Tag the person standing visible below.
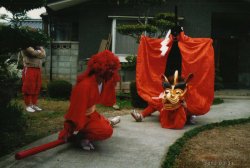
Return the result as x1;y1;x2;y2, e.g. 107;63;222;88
20;46;46;112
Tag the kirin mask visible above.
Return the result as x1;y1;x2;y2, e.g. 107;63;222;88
161;70;193;110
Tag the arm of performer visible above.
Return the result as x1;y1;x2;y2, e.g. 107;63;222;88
58;120;76;141
26;46;46;59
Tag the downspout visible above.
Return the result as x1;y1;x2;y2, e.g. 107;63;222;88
46;6;53;81
49;16;53;81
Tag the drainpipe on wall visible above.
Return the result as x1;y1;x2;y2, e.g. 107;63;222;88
49;16;53;81
46;6;53;81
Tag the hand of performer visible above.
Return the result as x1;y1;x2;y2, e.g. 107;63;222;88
58;121;75;142
181;100;187;108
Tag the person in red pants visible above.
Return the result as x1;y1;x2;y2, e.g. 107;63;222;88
58;50;121;150
20;46;46;113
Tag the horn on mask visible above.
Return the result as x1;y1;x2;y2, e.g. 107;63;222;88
174;70;178;85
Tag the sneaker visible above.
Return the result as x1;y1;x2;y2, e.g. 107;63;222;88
32;105;42;111
26;106;35;113
110;116;121;127
81;139;95;151
131;110;143;122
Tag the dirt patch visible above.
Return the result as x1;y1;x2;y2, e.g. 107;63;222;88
174;123;250;168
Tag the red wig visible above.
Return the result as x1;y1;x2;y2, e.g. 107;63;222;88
77;50;121;83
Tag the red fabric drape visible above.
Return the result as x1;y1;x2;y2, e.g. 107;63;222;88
136;32;214;128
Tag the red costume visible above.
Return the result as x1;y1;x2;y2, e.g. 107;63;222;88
22;67;42;105
15;50;120;159
20;46;46;112
136;32;214;128
59;50;120;143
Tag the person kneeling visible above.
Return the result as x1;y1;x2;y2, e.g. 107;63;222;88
58;50;121;150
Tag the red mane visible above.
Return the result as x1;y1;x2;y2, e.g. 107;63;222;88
77;50;121;83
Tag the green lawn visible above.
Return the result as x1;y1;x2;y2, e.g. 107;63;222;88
0;96;223;157
0;97;133;157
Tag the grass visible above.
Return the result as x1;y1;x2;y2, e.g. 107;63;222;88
0;99;70;157
161;117;250;168
0;97;133;157
1;96;224;158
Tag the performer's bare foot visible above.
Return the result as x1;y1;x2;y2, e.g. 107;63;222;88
131;110;143;122
81;139;95;150
109;116;121;127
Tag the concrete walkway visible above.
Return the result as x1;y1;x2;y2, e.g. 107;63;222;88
0;98;250;168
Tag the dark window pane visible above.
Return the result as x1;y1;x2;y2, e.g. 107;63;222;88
51;20;78;41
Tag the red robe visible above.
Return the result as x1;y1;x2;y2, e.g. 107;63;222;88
64;75;117;140
136;32;214;128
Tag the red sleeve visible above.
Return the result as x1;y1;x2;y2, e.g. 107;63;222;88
99;76;119;106
64;82;89;131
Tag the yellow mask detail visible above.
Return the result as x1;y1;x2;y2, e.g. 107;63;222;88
161;70;193;110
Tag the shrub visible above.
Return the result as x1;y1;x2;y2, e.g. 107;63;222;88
129;81;147;108
0;102;27;156
0;25;49;53
0;103;27;132
121;55;137;71
47;80;72;99
0;54;21;107
213;97;224;105
117;24;158;42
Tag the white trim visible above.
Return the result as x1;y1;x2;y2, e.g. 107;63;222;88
108;15;184;21
22;19;42;22
111;19;116;53
47;0;90;11
108;15;154;20
111;17;139;61
52;41;79;43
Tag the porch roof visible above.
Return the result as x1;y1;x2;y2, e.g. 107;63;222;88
47;0;91;11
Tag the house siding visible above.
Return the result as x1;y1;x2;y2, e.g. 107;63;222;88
46;0;250;88
78;4;112;61
44;41;79;84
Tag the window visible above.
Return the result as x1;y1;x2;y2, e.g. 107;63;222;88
110;16;149;61
51;20;78;41
115;20;139;55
